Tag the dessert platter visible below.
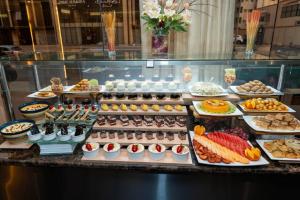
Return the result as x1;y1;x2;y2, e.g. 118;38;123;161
87;130;188;146
100;93;184;105
103;80;182;93
256;139;300;162
81;142;193;166
97;103;187;115
192;100;243;116
230;80;282;96
18;101;49;124
0;119;35;139
243;114;300;134
65;79;102;94
239;98;295;113
189;82;228;97
190;126;269;166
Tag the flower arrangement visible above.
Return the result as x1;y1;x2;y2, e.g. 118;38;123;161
246;10;261;58
141;0;204;35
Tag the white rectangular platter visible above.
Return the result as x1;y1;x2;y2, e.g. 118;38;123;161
64;85;103;94
230;86;283;96
189;85;228;97
238;103;296;113
100;96;184;105
86;132;189;146
81;149;193;166
192;101;243;117
189;131;269;166
243;115;300;134
27;91;56;99
256;139;300;163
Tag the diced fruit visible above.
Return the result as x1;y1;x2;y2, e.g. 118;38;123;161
107;143;114;151
155;144;162;152
176;145;184;154
132;144;138;152
85;143;93;151
194;125;206;136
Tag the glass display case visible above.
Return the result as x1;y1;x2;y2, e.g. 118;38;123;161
0;52;300;119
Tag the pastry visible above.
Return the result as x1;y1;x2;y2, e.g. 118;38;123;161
127;132;134;140
82;143;99;158
116;93;125;100
176;116;187;127
152;104;160;112
166;132;174;141
146;132;154;140
89;79;99;91
149;144;166;160
117;132;125;139
254;114;300;131
155;116;164;127
107;116;117;125
140;104;149;111
170;94;180;99
101;104;109;111
201;99;231;113
165;116;175;127
103;143;121;159
103;93;112;99
156;132;164;140
242;98;288;112
71;79;90;91
132;116;142;127
100;131;107;139
155;82;163;91
172;144;189;161
142;93;152;99
130;104;138;111
49;105;56;113
91;132;99;138
164;105;173;111
127;81;136;91
135;131;143;140
144;116;154;126
120;115;129;126
91;105;98;114
128;93;138;100
178;132;187;140
190;82;223;96
74;125;84;136
108;131;115;139
105;81;114;91
111;104;119;111
120;104;128;111
116;82;126;91
156;94;166;100
175;105;183;111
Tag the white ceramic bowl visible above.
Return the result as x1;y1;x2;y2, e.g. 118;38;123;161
148;144;166;161
127;144;145;160
103;142;121;159
42;130;56;141
27;131;42;141
171;145;189;161
82;143;99;158
72;133;86;143
57;131;72;142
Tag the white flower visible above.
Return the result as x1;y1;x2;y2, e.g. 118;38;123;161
143;0;161;19
165;0;173;8
181;9;192;24
164;8;176;17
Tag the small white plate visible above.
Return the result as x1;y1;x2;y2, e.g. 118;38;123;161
27;91;56;99
243;115;300;133
192;101;243;117
256;139;300;162
189;131;269;166
230;86;283;96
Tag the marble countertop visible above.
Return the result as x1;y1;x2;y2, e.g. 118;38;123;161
0;144;299;175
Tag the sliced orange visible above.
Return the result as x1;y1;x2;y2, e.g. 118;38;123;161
194;125;206;136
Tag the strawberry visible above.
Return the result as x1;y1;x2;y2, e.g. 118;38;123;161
84;105;89;110
155;144;162;152
107;143;114;151
49;105;54;109
132;144;138;153
176;145;184;154
92;105;96;111
67;105;72;109
85;143;93;151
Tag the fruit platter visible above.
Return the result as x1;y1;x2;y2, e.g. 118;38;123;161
243;114;300;134
189;82;228;97
190;126;269;166
239;98;295;113
257;139;300;162
192;100;243;117
230;80;282;96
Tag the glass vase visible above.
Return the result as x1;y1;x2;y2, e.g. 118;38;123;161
152;33;169;55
